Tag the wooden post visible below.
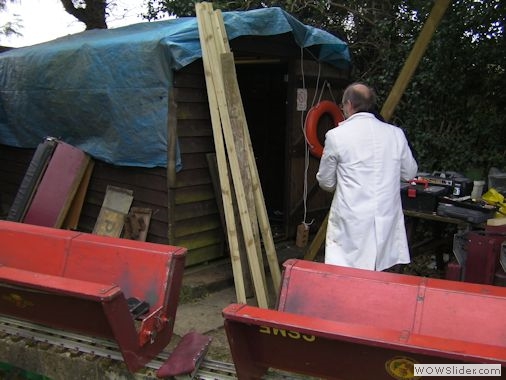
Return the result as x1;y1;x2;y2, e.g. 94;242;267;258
303;213;328;261
381;0;451;121
196;2;281;307
213;3;281;296
196;5;247;305
221;53;281;294
167;87;178;187
197;3;260;305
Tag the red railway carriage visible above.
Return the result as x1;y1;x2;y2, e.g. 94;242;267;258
224;259;506;379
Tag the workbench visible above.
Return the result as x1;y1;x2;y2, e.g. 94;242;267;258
403;209;471;271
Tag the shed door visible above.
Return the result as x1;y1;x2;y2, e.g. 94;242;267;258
235;62;288;240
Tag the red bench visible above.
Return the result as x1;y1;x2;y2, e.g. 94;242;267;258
223;259;506;379
0;220;189;373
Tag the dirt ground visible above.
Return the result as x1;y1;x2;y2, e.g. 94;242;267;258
169;286;238;364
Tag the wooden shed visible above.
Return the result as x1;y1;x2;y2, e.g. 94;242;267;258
0;8;351;267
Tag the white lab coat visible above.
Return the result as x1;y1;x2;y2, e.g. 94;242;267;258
316;112;418;271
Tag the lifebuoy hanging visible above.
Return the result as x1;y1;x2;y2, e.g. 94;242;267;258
305;100;344;158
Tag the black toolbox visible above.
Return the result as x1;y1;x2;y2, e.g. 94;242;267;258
401;181;449;212
436;197;497;224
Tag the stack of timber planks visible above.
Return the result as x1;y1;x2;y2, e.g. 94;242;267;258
195;2;281;308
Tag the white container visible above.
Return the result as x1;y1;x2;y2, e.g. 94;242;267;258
471;180;485;200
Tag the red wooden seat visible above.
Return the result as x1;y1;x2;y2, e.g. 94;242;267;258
223;259;506;379
0;220;186;372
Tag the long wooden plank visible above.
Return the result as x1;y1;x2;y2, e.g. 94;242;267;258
304;213;328;261
211;3;282;298
197;2;268;308
23;141;90;228
206;153;254;296
200;3;263;304
196;3;247;305
207;4;263;290
219;53;267;295
202;2;269;307
220;52;281;294
212;7;281;293
381;0;451;121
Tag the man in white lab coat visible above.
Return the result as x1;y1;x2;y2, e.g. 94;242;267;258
316;83;418;271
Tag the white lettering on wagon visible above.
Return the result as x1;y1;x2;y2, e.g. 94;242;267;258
259;326;316;342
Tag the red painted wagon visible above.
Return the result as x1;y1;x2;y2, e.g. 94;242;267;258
0;220;209;376
224;259;506;379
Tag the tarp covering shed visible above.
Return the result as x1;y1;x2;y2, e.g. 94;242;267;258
0;7;350;168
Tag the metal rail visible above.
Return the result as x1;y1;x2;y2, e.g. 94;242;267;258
0;316;310;380
0;315;235;379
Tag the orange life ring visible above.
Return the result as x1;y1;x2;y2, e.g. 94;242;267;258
305;100;344;158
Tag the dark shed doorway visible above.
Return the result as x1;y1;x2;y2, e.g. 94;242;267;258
235;62;288;239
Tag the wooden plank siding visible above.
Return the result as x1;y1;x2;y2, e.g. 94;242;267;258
0;61;226;268
170;61;226;266
0;145;33;215
0;53;350;268
0;68;226;268
77;162;170;244
0;145;218;262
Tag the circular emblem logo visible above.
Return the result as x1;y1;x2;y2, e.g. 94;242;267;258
385;356;421;380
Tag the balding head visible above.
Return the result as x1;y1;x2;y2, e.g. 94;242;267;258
341;82;377;118
352;83;371;98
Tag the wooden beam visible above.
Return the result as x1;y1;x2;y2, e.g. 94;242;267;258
206;152;254;296
167;87;178;187
303;213;328;261
197;2;271;307
196;3;247;305
221;52;281;294
381;0;451;121
213;4;281;295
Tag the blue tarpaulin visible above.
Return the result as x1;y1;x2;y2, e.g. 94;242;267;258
0;7;350;168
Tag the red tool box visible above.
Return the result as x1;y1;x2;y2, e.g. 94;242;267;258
223;259;506;379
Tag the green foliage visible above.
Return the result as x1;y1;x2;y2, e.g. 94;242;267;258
144;0;506;176
390;0;506;176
